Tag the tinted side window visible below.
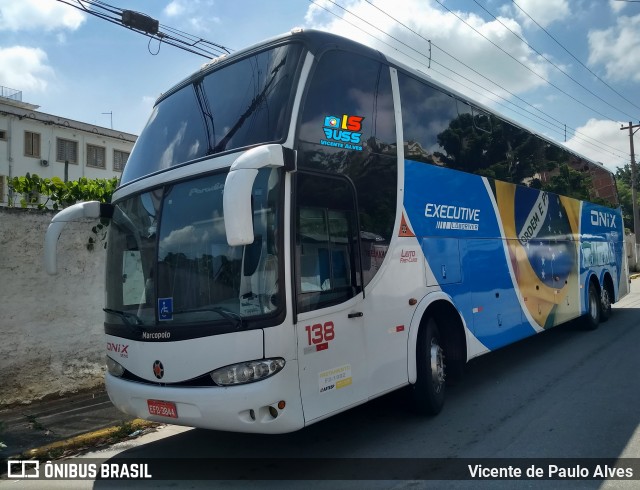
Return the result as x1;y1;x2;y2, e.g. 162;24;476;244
399;73;470;167
399;72;619;208
297;50;397;286
296;172;361;313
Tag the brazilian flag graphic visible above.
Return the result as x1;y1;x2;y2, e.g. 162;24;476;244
494;181;581;328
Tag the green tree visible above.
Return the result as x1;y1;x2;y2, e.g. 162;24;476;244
615;164;639;233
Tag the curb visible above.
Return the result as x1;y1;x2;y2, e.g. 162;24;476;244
21;419;160;460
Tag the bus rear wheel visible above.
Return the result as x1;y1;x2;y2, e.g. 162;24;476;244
583;281;601;330
600;285;612;322
411;317;445;415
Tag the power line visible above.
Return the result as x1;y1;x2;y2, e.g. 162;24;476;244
510;0;640;113
473;0;638;121
309;0;628;164
358;0;627;159
56;0;232;58
432;0;620;123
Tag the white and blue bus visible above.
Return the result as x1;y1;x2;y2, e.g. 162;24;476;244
45;29;629;433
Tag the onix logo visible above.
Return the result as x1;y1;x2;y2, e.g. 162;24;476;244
153;360;164;379
590;210;616;228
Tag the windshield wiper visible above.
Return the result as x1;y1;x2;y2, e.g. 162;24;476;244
103;308;144;330
172;306;245;330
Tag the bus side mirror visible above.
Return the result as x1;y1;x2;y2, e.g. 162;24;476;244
44;201;111;275
223;144;294;246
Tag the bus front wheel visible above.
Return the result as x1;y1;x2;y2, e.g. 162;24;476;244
411;317;446;415
583;281;601;330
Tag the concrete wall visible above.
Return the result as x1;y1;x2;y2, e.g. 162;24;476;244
0;207;105;406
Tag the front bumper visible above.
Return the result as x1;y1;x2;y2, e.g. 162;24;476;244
106;359;304;434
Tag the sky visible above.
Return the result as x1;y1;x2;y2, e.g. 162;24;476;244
1;0;640;172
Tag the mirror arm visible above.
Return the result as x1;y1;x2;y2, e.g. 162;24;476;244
44;201;112;275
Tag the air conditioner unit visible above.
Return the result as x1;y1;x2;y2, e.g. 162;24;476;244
40;159;49;167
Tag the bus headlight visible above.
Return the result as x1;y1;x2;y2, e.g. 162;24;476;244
210;358;285;386
106;356;125;377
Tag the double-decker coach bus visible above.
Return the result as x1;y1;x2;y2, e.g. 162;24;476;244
45;29;629;433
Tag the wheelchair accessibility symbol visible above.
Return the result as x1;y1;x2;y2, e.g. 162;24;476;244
158;297;173;321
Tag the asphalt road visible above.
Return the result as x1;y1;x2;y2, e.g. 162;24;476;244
6;280;640;489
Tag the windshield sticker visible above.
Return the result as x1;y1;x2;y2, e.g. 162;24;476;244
158;297;173;321
319;364;352;394
320;114;364;151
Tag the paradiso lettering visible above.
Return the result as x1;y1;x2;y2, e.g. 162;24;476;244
320;114;364;151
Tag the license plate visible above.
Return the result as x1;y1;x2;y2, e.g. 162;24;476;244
147;399;178;418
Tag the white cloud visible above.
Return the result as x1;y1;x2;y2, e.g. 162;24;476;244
0;0;85;32
162;0;220;33
564;118;629;171
588;15;640;83
304;0;553;103
164;1;185;17
508;0;570;28
609;0;626;14
0;46;54;92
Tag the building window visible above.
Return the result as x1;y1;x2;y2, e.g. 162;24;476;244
56;138;78;164
0;130;7;141
113;149;129;172
86;144;106;169
25;131;41;158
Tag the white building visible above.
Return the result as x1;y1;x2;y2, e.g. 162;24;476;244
0;86;137;205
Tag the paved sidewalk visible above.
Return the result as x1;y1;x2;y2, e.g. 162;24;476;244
0;389;135;462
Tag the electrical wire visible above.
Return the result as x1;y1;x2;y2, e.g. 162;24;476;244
473;0;638;121
55;0;232;59
510;0;640;114
320;0;628;163
432;0;621;123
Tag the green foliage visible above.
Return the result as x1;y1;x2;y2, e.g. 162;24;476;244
7;173;118;210
616;164;639;232
8;173;118;250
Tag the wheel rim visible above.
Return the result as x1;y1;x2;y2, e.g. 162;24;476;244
601;288;611;312
430;338;445;393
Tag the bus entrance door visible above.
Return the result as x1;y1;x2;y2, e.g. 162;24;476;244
294;171;367;423
296;297;367;423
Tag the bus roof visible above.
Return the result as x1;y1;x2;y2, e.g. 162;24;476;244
156;28;614;177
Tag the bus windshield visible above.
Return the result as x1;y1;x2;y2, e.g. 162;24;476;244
105;168;281;329
120;42;302;185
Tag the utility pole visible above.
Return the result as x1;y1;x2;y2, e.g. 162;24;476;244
621;122;640;249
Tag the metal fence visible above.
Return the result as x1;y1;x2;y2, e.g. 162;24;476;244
0;85;22;102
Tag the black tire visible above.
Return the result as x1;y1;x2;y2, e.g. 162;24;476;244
411;317;446;415
583;281;601;330
600;284;612;323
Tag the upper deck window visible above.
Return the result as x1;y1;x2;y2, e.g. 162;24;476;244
121;43;303;185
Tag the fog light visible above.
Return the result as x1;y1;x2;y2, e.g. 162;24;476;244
269;406;278;418
106;356;125;377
